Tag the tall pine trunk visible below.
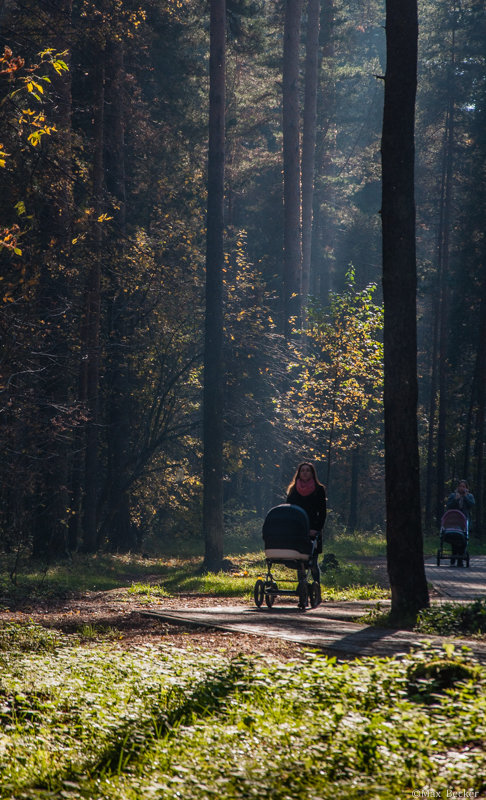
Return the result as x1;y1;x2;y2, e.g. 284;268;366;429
301;0;320;305
310;0;335;303
283;0;303;336
202;0;226;571
424;116;450;532
32;0;73;559
103;39;135;552
81;56;105;552
381;0;428;620
436;30;456;522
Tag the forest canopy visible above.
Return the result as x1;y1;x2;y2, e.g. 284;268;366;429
1;0;485;559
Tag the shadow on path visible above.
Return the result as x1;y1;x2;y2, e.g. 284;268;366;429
143;603;486;662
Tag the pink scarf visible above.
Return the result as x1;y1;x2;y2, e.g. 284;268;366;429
296;478;316;496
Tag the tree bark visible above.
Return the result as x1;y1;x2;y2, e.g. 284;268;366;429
424;115;449;533
81;55;105;552
283;0;304;336
435;29;456;524
202;0;226;571
32;0;73;560
301;0;320;305
103;38;135;552
381;0;428;620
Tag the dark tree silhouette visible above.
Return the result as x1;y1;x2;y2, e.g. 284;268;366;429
282;0;304;335
301;0;320;304
203;0;226;571
381;0;429;620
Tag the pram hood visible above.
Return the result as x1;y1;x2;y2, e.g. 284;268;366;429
262;504;312;558
440;509;468;533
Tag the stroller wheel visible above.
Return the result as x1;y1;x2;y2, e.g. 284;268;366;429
265;582;277;607
309;581;321;608
254;579;265;607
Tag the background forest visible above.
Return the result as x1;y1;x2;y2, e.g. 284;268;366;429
1;0;485;560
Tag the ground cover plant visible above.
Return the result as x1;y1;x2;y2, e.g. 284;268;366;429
0;626;485;800
416;599;486;637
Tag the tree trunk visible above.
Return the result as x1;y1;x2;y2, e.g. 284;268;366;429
103;38;135;552
381;0;428;621
202;0;226;571
283;0;304;336
81;55;105;552
301;0;320;305
348;445;360;531
473;285;486;538
436;30;456;523
424;116;450;533
32;0;73;560
311;0;334;303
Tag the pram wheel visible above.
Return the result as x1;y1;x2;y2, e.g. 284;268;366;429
308;581;321;608
265;581;277;607
254;579;265;607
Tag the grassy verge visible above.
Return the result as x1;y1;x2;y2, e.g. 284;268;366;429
0;625;484;799
0;541;389;607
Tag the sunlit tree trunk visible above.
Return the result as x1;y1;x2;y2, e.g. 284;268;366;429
424;119;449;533
381;0;428;621
436;95;455;523
301;0;320;306
283;0;303;336
203;0;226;571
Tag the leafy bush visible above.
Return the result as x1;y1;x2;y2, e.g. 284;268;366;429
416;599;486;636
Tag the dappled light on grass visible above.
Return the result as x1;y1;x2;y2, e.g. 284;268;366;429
0;633;485;799
0;546;389;606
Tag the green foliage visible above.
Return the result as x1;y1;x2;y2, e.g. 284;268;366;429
0;642;485;798
287;269;383;454
416;599;486;637
407;656;481;703
0;621;62;653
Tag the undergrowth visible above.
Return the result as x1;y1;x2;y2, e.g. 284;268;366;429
0;626;484;799
416;599;486;636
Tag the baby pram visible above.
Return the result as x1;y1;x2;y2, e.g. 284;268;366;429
436;509;470;568
253;504;321;611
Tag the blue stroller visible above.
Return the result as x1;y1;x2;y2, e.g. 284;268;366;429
436;509;470;568
253;504;321;611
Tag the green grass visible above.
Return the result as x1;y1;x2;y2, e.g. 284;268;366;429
0;628;485;799
0;540;389;606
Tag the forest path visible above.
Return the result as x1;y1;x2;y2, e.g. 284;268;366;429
139;556;486;661
425;554;486;599
144;595;486;663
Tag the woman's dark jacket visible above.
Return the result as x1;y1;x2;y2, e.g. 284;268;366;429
286;484;327;553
